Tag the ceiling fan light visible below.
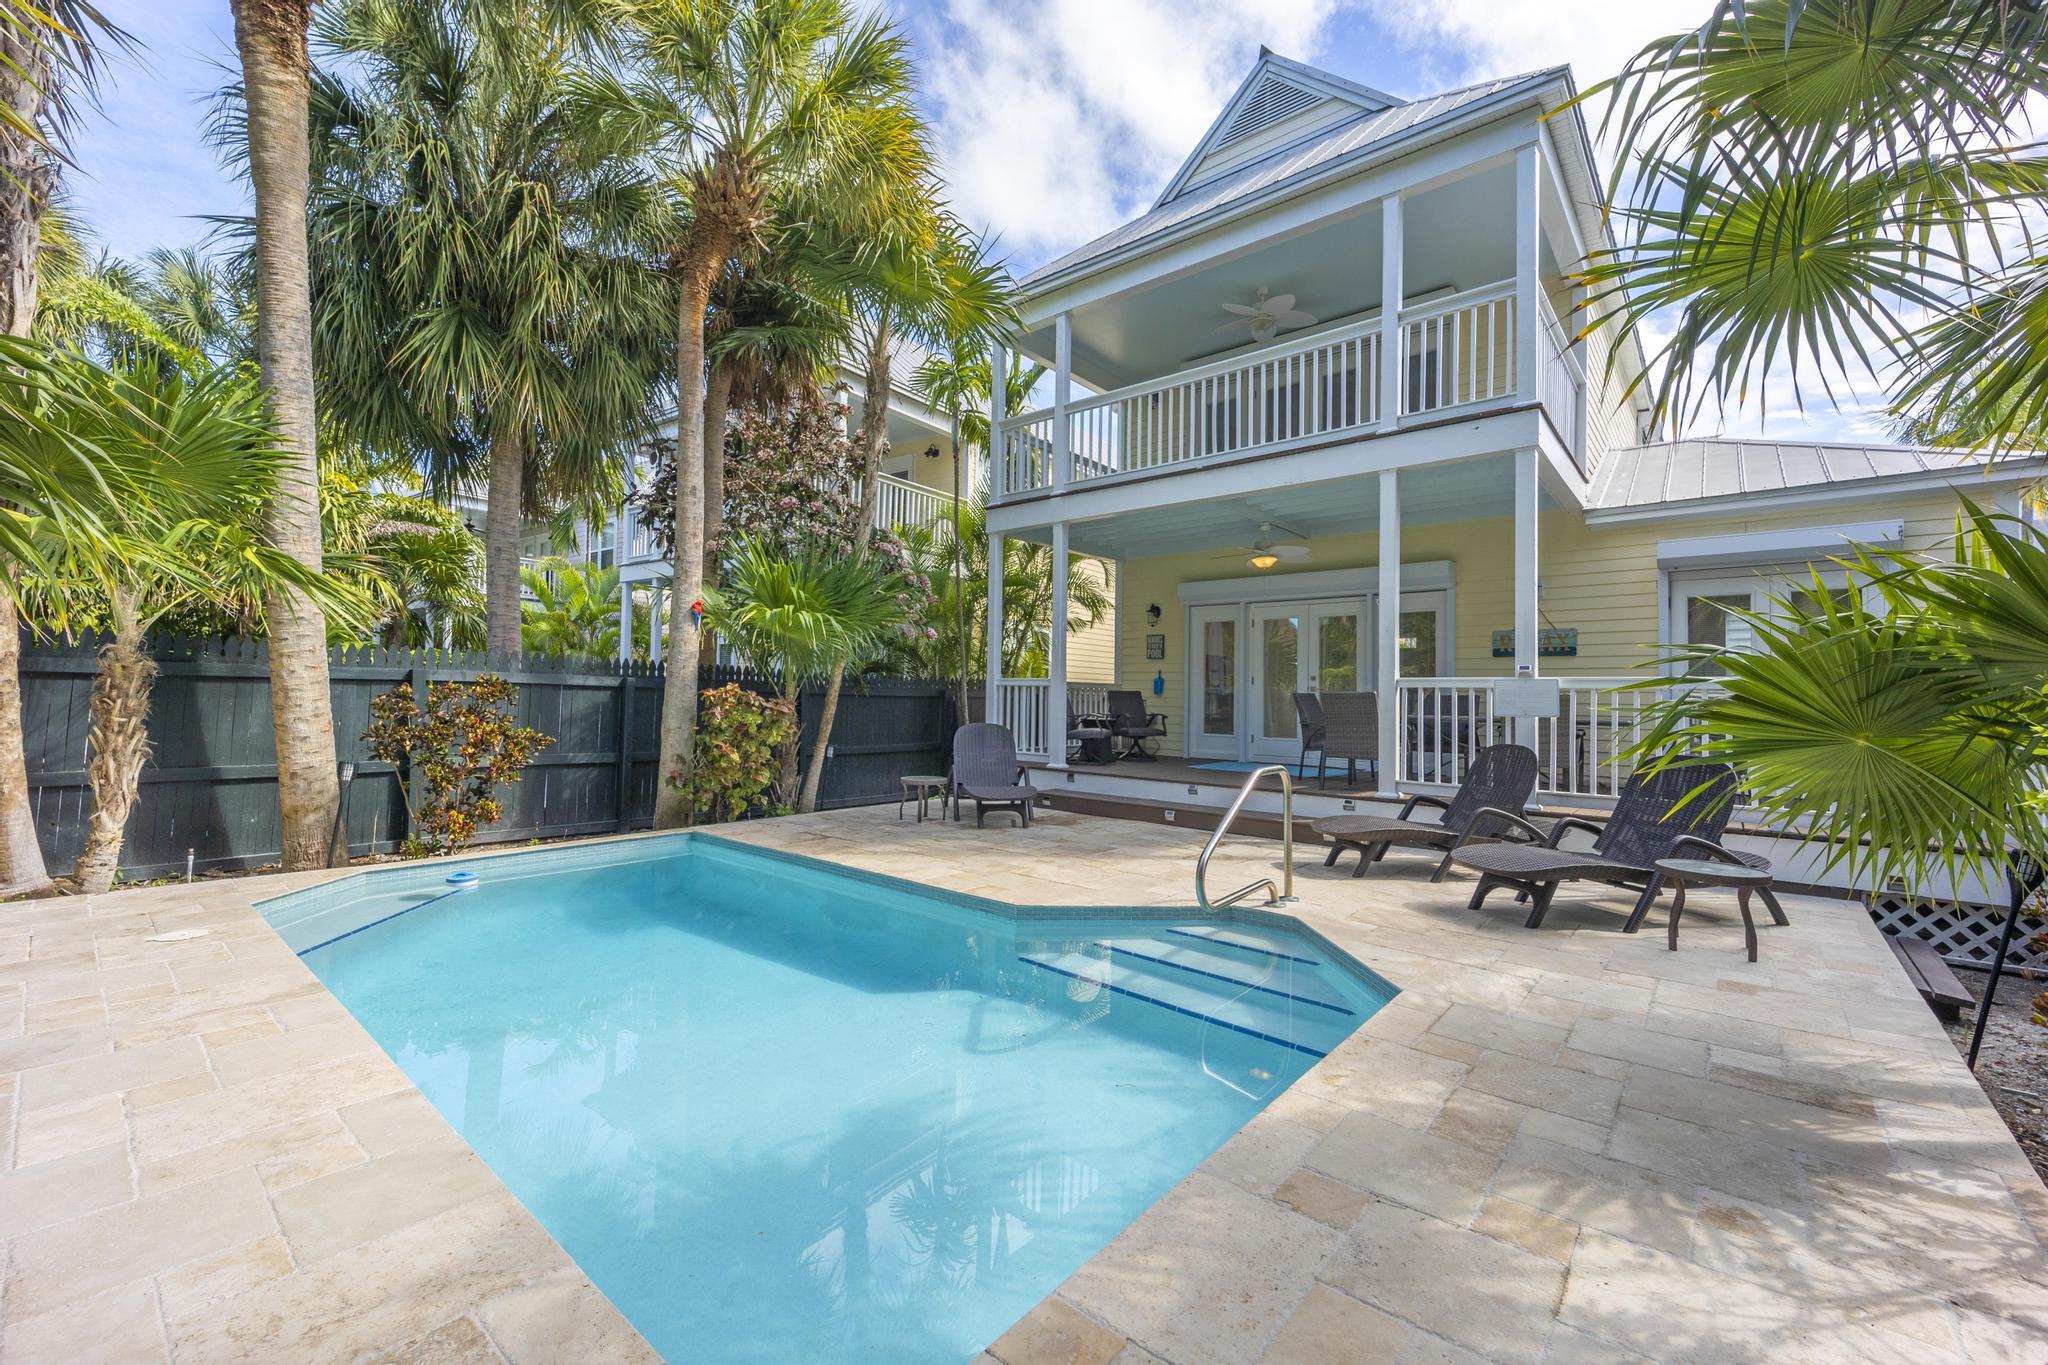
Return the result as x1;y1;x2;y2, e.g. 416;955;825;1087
1250;318;1276;342
1248;552;1280;570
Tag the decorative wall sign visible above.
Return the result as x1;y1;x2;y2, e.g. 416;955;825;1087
1491;628;1578;658
1145;633;1166;660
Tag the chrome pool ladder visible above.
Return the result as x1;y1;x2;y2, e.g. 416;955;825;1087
1195;764;1297;910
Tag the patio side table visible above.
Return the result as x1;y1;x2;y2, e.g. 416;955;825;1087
899;774;948;823
1653;856;1776;962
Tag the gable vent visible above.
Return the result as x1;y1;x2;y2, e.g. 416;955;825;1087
1218;77;1320;146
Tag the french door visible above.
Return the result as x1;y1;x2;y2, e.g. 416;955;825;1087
1247;599;1366;762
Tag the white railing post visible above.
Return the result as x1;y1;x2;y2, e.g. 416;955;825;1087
1380;192;1403;429
1376;468;1401;796
1512;447;1541;749
986;527;1005;701
1514;142;1540;403
1052;312;1072;493
989;340;1008;503
1048;520;1070;768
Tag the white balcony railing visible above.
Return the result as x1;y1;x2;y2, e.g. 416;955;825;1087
998;411;1056;498
1395;676;1669;800
989;679;1120;760
1398;283;1516;417
872;472;952;531
1536;298;1588;473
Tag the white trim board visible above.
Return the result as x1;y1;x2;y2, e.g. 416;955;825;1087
1655;520;1903;569
1176;560;1455;606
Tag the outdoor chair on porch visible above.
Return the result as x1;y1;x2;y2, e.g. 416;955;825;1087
1446;761;1784;931
1313;691;1378;789
1107;691;1168;761
1314;743;1539;880
1293;691;1326;781
953;723;1038;828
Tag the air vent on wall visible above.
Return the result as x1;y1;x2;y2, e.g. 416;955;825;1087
1219;77;1319;146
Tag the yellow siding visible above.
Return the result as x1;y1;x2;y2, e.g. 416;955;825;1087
1114;489;1972;757
1067;560;1118;683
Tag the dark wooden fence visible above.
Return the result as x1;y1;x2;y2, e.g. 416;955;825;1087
23;634;954;879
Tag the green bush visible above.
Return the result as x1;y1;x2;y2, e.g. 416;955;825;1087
676;683;797;823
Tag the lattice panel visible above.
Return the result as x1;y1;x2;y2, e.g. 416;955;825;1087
1865;891;2047;972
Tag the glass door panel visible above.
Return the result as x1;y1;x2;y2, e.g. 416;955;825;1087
1311;607;1361;693
1186;605;1240;758
1248;606;1304;761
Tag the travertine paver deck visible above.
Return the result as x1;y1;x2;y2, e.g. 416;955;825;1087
4;807;2045;1363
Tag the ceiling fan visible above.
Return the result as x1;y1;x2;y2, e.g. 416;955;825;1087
1213;521;1311;570
1213;287;1316;343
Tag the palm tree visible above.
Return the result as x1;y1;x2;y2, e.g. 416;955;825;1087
0;0;124;894
521;557;642;660
307;0;675;658
712;534;911;806
11;350;364;892
591;0;934;828
230;0;342;871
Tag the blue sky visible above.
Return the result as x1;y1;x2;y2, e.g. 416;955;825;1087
69;0;1883;441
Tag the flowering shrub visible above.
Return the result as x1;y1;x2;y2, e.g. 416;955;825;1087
364;674;553;854
673;683;797;822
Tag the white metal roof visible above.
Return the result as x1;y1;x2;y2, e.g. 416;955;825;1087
1020;67;1562;288
1589;439;2017;509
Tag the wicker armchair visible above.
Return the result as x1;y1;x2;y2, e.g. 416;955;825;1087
1314;690;1378;789
1292;691;1326;781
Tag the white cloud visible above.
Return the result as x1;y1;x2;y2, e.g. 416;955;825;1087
1368;1;1704;90
915;0;1347;263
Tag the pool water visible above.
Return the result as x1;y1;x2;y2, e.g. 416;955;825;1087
269;835;1393;1364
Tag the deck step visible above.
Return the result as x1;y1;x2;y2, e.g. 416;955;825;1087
1164;924;1322;966
1889;937;1973;1023
1098;939;1354;1015
1019;949;1354;1057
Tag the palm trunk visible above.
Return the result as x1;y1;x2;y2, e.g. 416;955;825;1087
797;317;894;816
652;226;731;829
484;425;526;657
796;656;845;815
0;40;54;894
775;679;800;807
234;0;339;871
697;363;733;671
73;590;154;894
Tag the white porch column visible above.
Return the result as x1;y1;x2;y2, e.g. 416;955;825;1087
985;529;1005;701
1051;312;1072;492
1512;446;1541;746
989;340;1008;497
650;583;665;662
618;577;633;663
1379;192;1403;431
1376;469;1401;796
1047;521;1070;769
1514;142;1541;402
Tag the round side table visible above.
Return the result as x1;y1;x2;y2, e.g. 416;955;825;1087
1653;857;1775;961
899;775;948;823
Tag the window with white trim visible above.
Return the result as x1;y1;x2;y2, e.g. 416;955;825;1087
1668;563;1857;677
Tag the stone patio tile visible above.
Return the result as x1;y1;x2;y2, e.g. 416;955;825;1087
5;1167;274;1319
1426;1086;1525;1156
1490;1132;1698;1255
473;1268;659;1365
1271;1169;1369;1230
987;1295;1128;1365
1059;1170;1343;1365
1539;1322;1647;1363
1561;1228;1952;1365
205;1015;378;1087
24;992;107;1032
1653;978;1850;1037
0;1022;110;1072
155;1235;297;1321
1427;1002;1566;1062
1257;1283;1408;1364
1639;1002;1788;1055
132;1048;410;1163
164;1191;565;1362
0;1140;133;1237
1304;1109;1500;1225
272;1136;503;1264
1705;1060;1879;1118
1517;1107;1607;1154
1620;1064;1893;1172
0;1279;166;1364
339;1088;458;1156
1564;1018;1709;1076
1472;1194;1578;1263
15;1033;207;1111
1321;1198;1565;1365
14;1088;127;1167
1462;1050;1620;1125
1200;1112;1324;1198
269;987;352;1030
1605;1105;1805;1211
140;1109;369;1197
365;1314;506;1363
1313;1038;1468;1129
1802;1160;2048;1316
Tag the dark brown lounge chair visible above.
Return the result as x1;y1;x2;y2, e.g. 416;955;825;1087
1447;762;1786;930
1313;744;1540;880
953;723;1037;827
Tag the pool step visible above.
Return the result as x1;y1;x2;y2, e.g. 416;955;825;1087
1164;925;1322;965
1018;949;1354;1057
1098;939;1354;1015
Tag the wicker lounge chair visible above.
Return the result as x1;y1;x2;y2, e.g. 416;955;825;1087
1106;690;1168;760
1313;744;1539;880
1447;762;1778;930
1313;690;1378;789
953;723;1038;827
1292;692;1326;781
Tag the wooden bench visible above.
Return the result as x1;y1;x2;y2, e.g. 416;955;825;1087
1889;936;1974;1022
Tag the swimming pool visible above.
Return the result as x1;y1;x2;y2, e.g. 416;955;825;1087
262;834;1394;1364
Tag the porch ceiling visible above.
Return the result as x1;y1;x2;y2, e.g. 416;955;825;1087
1028;452;1549;560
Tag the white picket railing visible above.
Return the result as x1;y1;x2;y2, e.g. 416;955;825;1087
1536;298;1587;472
992;678;1052;760
872;472;951;530
1060;317;1384;488
998;411;1055;497
1395;676;1667;800
1398;283;1517;417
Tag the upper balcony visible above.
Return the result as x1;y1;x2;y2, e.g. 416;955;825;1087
992;134;1601;508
